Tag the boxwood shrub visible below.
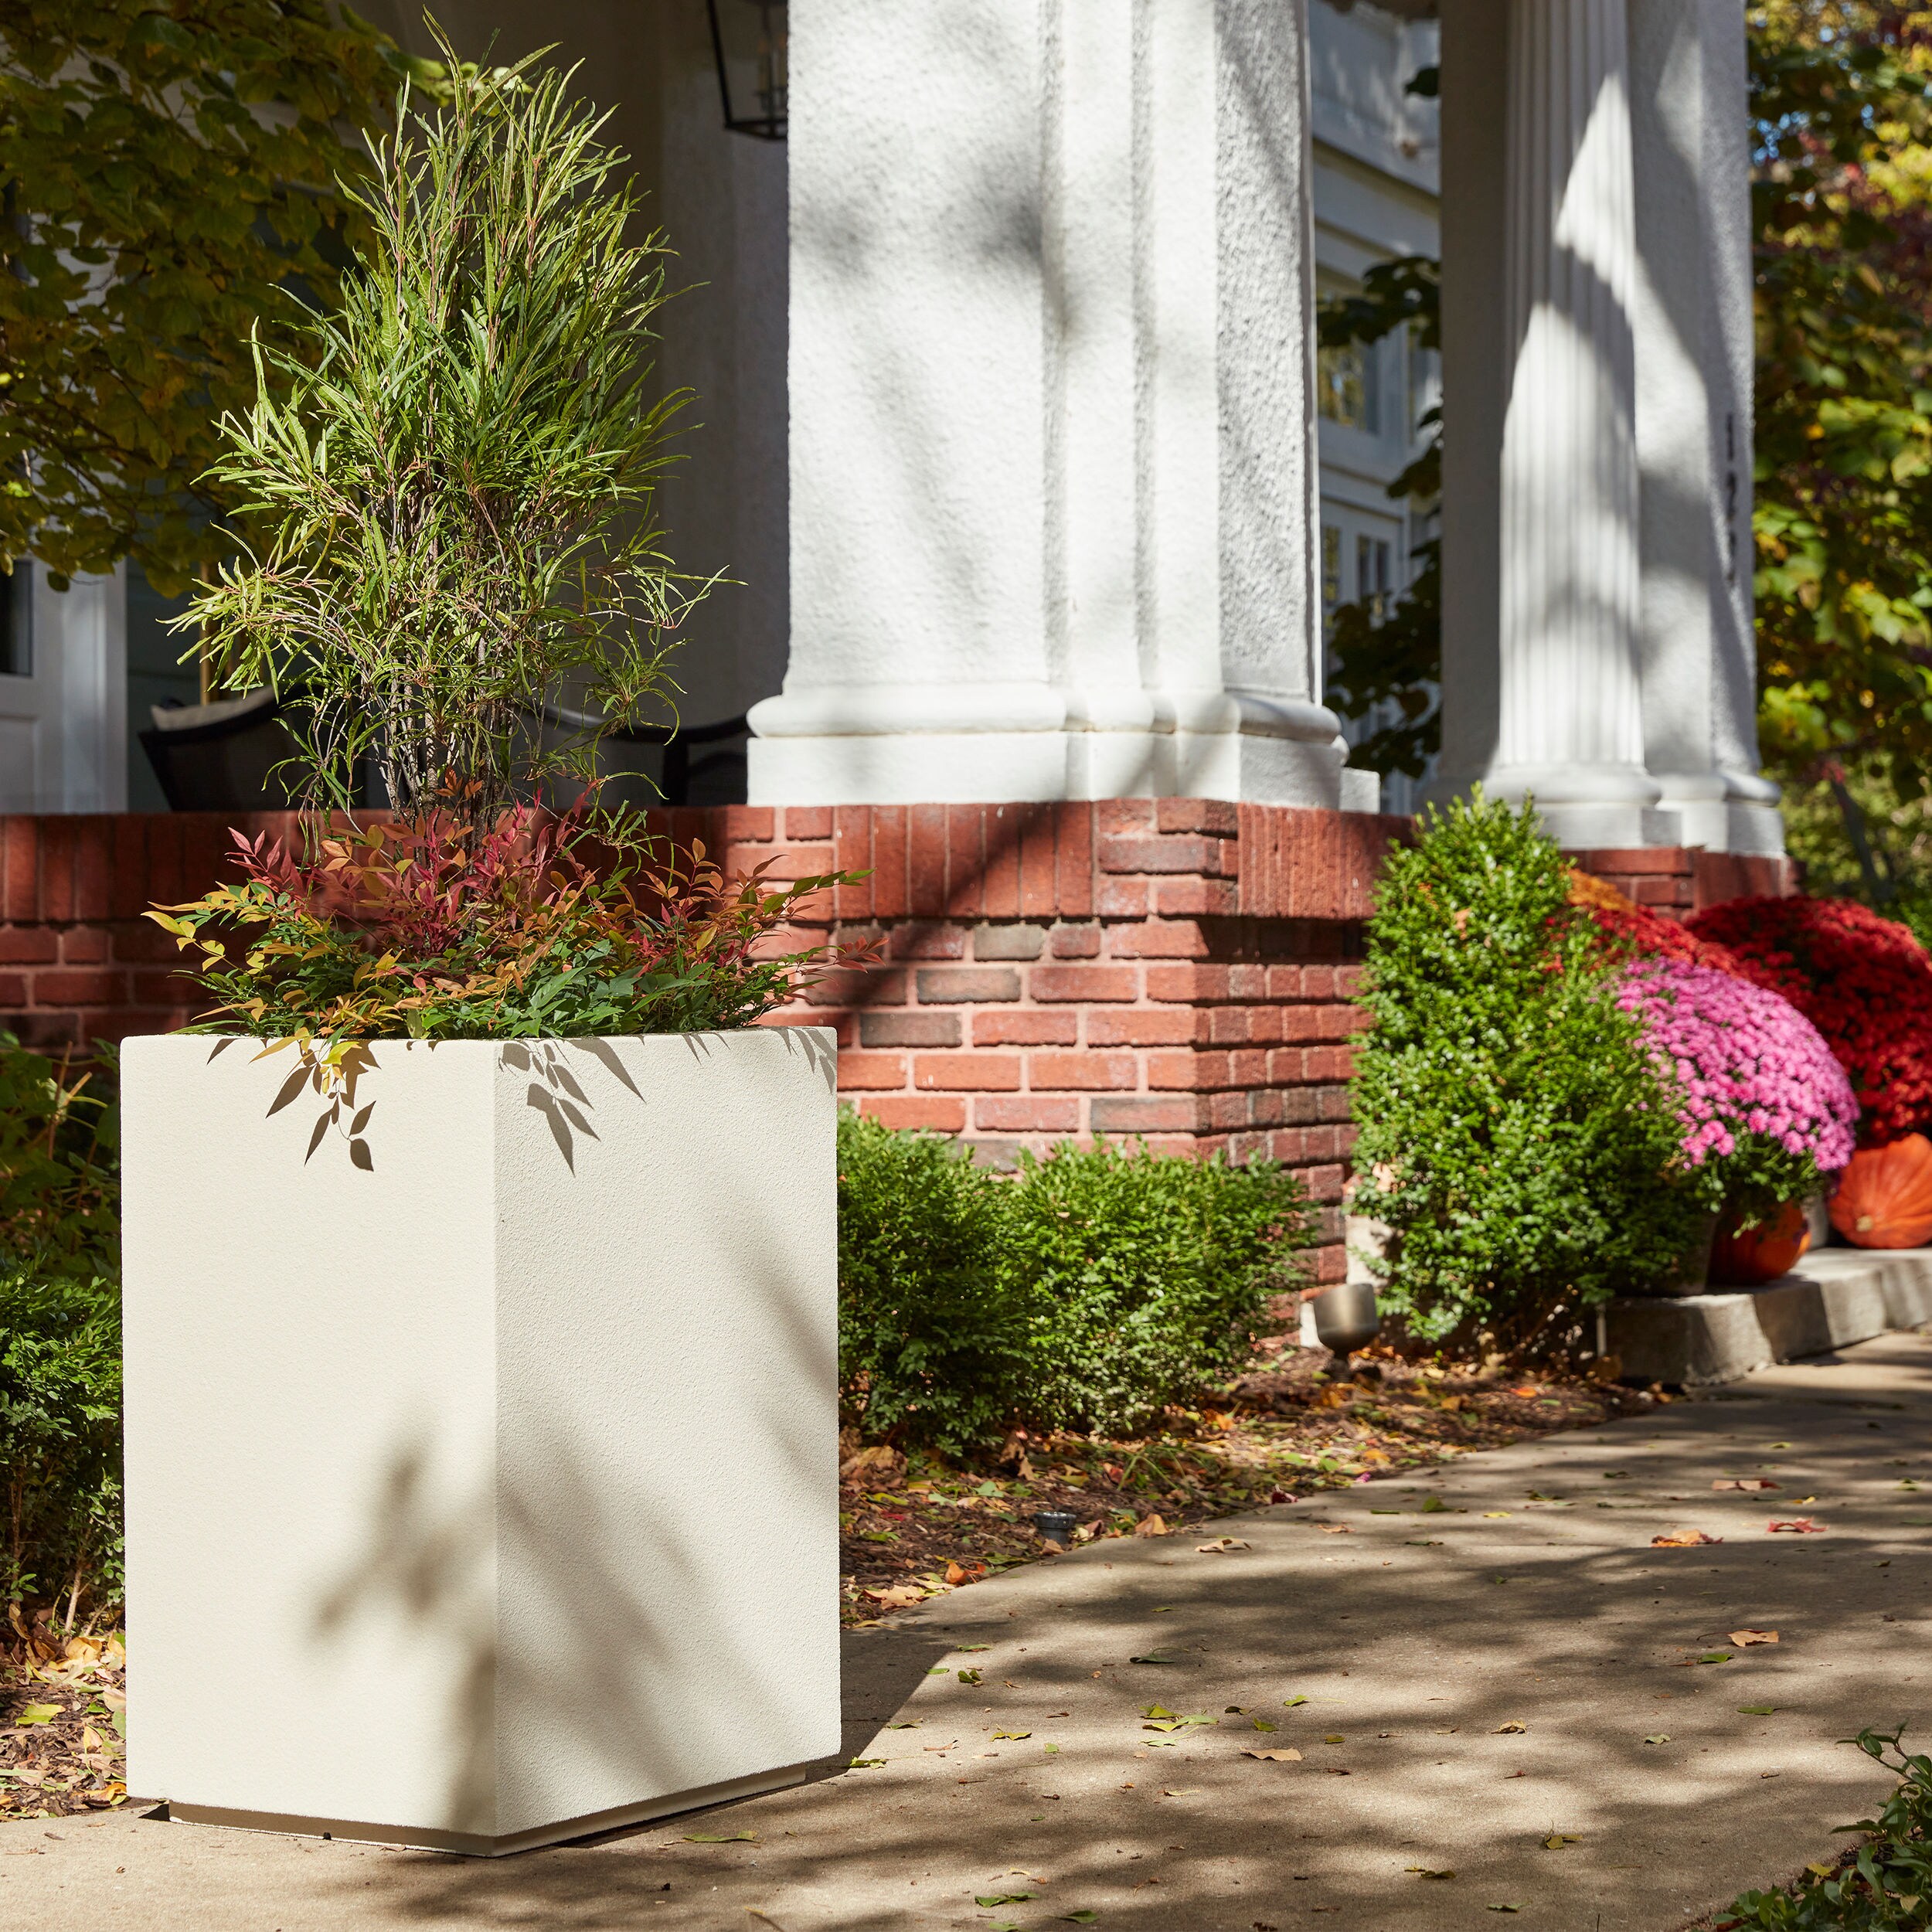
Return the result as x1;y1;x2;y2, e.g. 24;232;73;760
837;1111;1314;1449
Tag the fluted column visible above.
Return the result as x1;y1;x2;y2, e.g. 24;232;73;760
1628;0;1783;855
1484;0;1666;845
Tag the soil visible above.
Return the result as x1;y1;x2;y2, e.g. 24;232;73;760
839;1342;1661;1623
0;1632;128;1821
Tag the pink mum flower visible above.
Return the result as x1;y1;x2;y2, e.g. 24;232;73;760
1614;958;1857;1173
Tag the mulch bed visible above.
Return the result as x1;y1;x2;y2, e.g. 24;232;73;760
0;1629;128;1821
840;1341;1661;1623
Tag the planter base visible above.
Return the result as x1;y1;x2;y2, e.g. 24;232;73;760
166;1759;818;1857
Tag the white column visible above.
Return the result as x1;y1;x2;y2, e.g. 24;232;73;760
1488;0;1668;846
1431;0;1675;846
750;0;1370;810
1628;0;1783;855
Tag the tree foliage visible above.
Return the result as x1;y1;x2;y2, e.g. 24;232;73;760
0;0;430;594
185;28;696;826
1751;4;1932;798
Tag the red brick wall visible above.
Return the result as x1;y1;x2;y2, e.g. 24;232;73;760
0;806;1793;1282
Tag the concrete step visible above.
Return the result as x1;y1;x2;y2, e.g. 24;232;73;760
1607;1247;1932;1387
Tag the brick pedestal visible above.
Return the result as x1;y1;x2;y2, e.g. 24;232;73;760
0;805;1791;1287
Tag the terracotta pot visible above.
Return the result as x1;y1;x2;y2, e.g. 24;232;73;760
1709;1199;1809;1286
1831;1134;1932;1250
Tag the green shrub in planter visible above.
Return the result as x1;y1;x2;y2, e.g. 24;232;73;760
835;1110;1029;1455
1002;1142;1313;1437
1349;794;1702;1348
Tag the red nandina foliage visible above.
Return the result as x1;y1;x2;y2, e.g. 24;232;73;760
1685;895;1932;1144
151;801;871;1053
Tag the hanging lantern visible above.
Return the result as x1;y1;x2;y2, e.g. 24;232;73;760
706;0;787;141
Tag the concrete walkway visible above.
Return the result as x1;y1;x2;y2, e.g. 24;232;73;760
9;1335;1932;1932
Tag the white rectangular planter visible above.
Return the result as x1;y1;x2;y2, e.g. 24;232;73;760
121;1029;839;1855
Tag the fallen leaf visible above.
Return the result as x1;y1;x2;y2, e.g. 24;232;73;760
1269;1489;1297;1505
1406;1866;1457;1879
1495;1721;1526;1734
14;1706;59;1726
1251;1719;1278;1732
1644;1735;1671;1746
1689;1651;1733;1666
1134;1514;1169;1539
957;1669;983;1685
1651;1529;1722;1547
863;1584;927;1607
848;1757;886;1769
1768;1519;1826;1534
1322;1734;1345;1744
992;1730;1032;1741
1739;1705;1777;1716
1488;1906;1525;1914
944;1561;978;1586
683;1830;757;1843
1130;1654;1187;1666
1316;1523;1353;1536
977;1894;1036;1907
1243;1748;1304;1762
1730;1630;1779;1647
1543;1835;1581;1850
1060;1914;1099;1925
1713;1478;1779;1492
1197;1538;1250;1553
1482;1511;1512;1519
1283;1696;1309;1708
1159;1789;1202;1798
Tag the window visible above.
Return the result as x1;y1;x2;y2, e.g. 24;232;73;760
1356;534;1393;620
1317;338;1381;436
0;566;28;677
1321;524;1342;638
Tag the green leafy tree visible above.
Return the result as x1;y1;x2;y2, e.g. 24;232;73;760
185;27;696;825
0;0;430;594
1751;3;1932;800
1349;795;1703;1349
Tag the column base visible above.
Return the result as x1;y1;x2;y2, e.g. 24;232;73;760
1652;772;1786;858
748;726;1374;809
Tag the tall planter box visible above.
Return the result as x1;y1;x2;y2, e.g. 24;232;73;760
121;1028;839;1855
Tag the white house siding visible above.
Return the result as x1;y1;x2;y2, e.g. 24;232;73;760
1308;0;1441;818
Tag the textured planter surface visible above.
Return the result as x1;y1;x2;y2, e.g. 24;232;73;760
122;1029;839;1854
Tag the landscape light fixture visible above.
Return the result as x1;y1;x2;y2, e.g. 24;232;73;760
706;0;787;141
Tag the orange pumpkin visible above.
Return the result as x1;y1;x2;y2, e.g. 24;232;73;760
1709;1199;1809;1286
1830;1134;1932;1249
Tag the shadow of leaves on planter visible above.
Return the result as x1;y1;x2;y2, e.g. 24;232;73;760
505;1042;604;1172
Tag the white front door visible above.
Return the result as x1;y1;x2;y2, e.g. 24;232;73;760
0;563;127;812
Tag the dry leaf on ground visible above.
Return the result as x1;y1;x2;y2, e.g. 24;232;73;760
1713;1478;1779;1492
1768;1519;1826;1534
1243;1748;1304;1761
1317;1523;1353;1536
1134;1514;1170;1539
1197;1538;1250;1553
1652;1529;1722;1546
1730;1630;1779;1646
1495;1721;1526;1733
